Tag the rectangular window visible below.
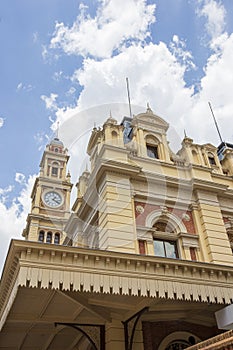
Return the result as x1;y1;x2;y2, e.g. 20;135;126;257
147;145;158;159
153;239;178;258
52;167;58;176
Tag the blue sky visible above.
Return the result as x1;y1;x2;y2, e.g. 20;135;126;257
0;0;233;273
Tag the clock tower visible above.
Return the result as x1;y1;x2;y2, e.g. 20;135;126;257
23;137;72;245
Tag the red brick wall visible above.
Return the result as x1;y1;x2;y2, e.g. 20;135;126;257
135;202;196;234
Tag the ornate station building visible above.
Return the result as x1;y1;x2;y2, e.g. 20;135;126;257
0;106;233;349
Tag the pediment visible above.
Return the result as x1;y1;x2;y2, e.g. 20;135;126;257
132;109;169;132
202;143;217;151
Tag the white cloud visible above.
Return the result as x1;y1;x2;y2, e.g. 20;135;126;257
53;41;194;150
0;175;36;275
0;185;14;198
197;0;226;48
41;93;59;111
50;0;156;58
170;35;196;70
0;117;4;128
66;87;76;96
32;31;38;43
17;82;23;91
15;173;26;184
16;82;33;92
48;0;233;151
53;70;63;81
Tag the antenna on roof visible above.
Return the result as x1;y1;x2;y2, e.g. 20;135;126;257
126;77;132;118
208;102;223;144
55;121;60;139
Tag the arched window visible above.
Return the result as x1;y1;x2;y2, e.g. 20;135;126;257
146;135;159;159
46;231;52;243
153;221;178;259
158;331;199;350
38;230;45;242
208;152;216;166
54;232;60;244
111;130;118;138
51;161;59;176
154;221;175;233
165;340;190;350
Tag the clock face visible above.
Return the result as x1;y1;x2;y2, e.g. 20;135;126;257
43;191;63;208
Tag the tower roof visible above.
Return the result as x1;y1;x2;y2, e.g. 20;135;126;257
50;137;64;147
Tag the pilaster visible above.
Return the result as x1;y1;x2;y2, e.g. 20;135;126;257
98;174;136;253
195;189;233;265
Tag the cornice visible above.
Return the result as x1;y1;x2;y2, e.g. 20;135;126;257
192;178;228;193
1;239;233;327
76;156;142;219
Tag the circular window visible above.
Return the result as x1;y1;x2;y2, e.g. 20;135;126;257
158;331;199;350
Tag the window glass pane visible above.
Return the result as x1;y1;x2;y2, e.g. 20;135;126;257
147;145;158;159
54;233;60;244
52;167;58;176
154;240;165;257
165;241;177;258
38;231;44;242
46;232;52;243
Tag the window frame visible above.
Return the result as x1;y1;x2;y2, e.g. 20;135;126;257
153;238;178;259
146;144;159;159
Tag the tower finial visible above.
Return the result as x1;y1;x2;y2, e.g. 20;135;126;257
184;129;187;138
146;102;153;113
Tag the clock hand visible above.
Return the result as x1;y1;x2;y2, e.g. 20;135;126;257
52;196;60;204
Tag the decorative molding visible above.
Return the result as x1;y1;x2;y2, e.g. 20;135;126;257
1;240;233;321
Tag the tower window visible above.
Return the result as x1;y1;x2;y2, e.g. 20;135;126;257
153;239;178;258
46;232;52;244
38;230;45;242
52;167;58;176
51;161;60;176
147;144;159;159
54;232;60;244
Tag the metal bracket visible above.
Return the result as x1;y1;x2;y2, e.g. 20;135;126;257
55;322;105;350
122;307;149;350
